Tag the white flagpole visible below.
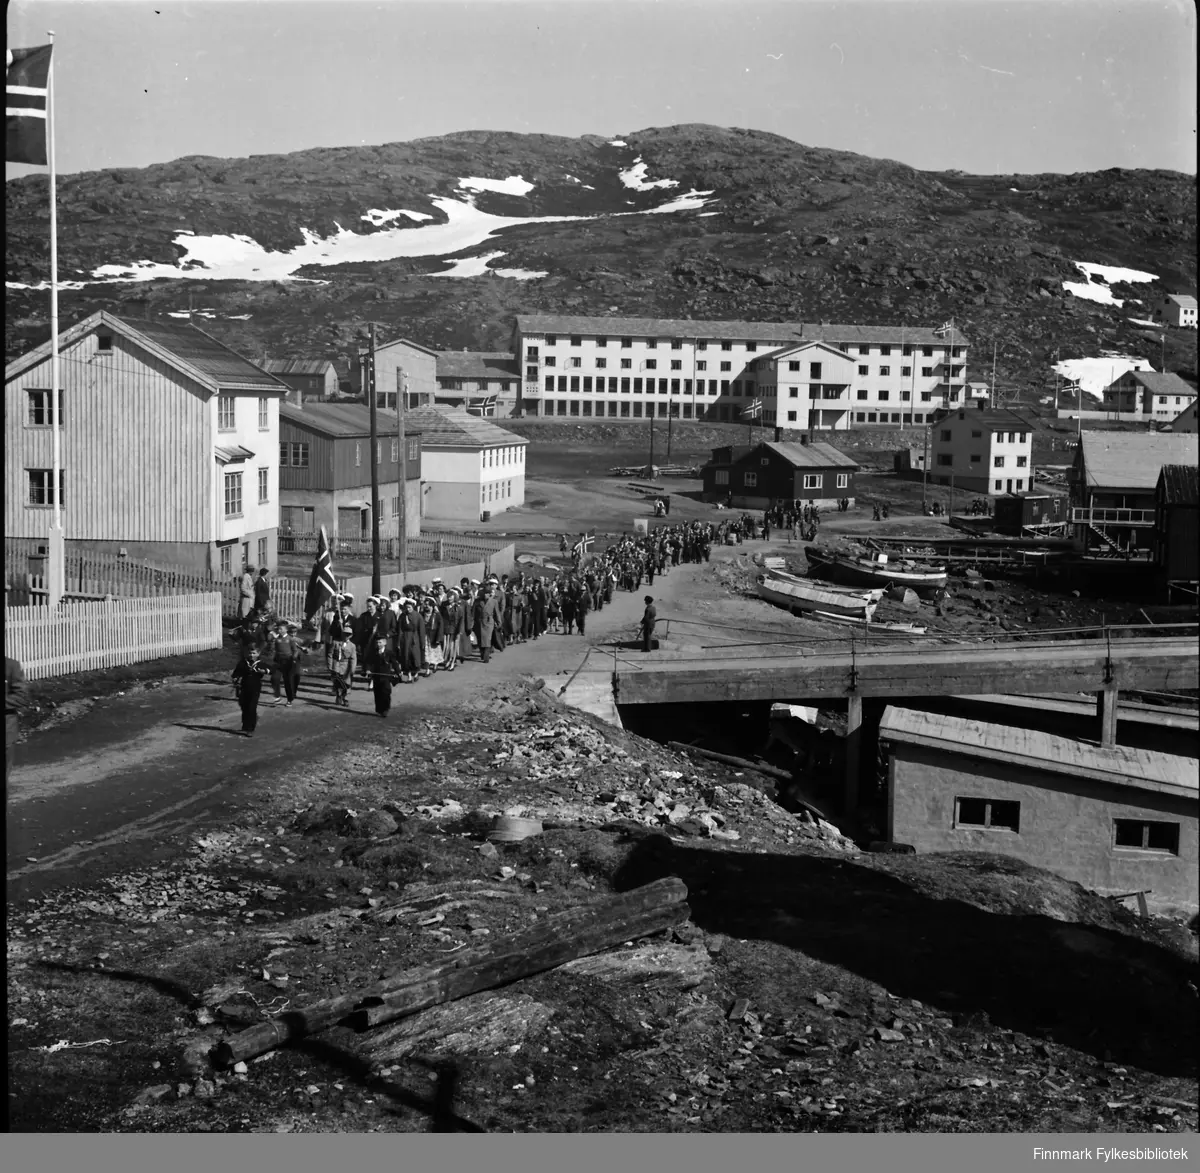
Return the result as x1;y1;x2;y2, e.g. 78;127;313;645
46;30;65;607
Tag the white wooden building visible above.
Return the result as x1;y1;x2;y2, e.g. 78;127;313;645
4;310;289;576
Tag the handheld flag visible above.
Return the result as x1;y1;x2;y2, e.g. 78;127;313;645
571;532;595;557
7;45;52;166
304;526;339;621
741;399;763;420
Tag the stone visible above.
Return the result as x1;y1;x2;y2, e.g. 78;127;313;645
873;1027;906;1042
132;1084;173;1107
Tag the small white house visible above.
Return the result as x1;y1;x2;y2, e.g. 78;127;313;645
1152;294;1198;329
929;405;1034;496
1102;370;1198;420
402;406;529;521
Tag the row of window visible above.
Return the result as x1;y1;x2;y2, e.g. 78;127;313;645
25;387;279;431
940;429;1028;444
714;470;851;490
438;379;514;392
535;358;948;379
222;469;271;517
482;480;515;504
937;454;1028;468
952;799;1181;854
936;476;1027;491
483;446;523;468
530;401;935;424
534;337;965;358
218;536;270;577
218;395;270;432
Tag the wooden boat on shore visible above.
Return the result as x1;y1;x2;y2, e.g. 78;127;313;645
755;572;879;620
804;545;948;595
809;610;928;636
764;564;886;602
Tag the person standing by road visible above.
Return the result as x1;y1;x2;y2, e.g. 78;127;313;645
231;646;268;736
474;583;497;663
6;656;29;793
640;596;657;654
239;564;256;619
254;567;272;615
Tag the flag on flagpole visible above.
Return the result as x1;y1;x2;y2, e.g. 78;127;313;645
741;399;763;419
571;533;595;557
7;45;53;165
933;321;954;338
466;394;498;416
304;526;339;621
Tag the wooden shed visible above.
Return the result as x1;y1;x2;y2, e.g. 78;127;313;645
1154;464;1198;600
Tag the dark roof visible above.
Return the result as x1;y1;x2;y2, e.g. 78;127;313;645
280;402;420;439
401;406;529;448
514;314;969;346
263;358;335;377
1157;464;1198;506
759;441;860;470
940;407;1031;432
112;316;289;393
708;445;755;465
1124;371;1197;396
436;352;521;380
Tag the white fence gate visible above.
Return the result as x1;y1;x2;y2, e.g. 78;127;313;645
5;593;224;680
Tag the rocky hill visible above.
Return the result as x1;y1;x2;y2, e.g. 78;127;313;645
5;125;1197;394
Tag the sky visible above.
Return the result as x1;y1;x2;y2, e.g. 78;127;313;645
6;0;1197;180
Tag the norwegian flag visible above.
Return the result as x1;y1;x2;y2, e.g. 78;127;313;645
466;395;498;417
571;533;595;557
303;526;339;622
933;321;955;338
741;399;763;419
6;45;52;166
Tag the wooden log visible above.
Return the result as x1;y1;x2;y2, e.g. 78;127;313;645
212;877;687;1068
666;741;792;783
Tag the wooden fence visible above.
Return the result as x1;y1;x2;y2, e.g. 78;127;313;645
5;593;224;681
278;529;507;565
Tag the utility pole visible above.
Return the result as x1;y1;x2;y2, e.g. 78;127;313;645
921;424;930;511
368;323;381;595
397;366;408;582
667;402;674;463
648;410;655;478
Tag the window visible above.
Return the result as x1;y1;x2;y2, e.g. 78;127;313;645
720;380;730;393
822;388;841;400
715;470;729;485
670;379;681;394
903;344;913;356
857;390;869;401
570;335;581;346
280;442;309;467
646;339;658;349
955;797;1020;832
97;334;113;352
789;387;798;398
879;390;889;402
224;471;243;517
633;379;643;393
27;468;65;506
544;375;554;391
858;345;870;356
855;413;866;422
645;359;657;371
745;342;757;352
743;471;758;488
1018;432;1027;443
391;494;400;515
868;412;877;423
220;544;233;576
879;366;890;377
621;337;632;348
901;366;912;378
940;430;952;442
257;536;268;567
1016;455;1027;468
545;335;557;345
570;357;582;369
526;345;539;359
218;395;235;431
721;341;733;351
257;467;269;503
620;358;632;370
732;381;743;394
1015;479;1024;491
583;377;592;393
970;454;982;464
858;365;868;376
671;339;683;350
720;361;732;372
936;454;953;467
697;361;707;371
544;356;557;368
993;456;1005;468
922;367;933;378
994;479;1003;490
880;345;891;356
25;389;62;426
901;391;911;402
258;398;269;430
787;411;797;422
375;442;382;464
913;413;924;423
557;376;567;392
596;358;607;369
922;346;933;357
697;340;708;351
803;474;823;490
810;363;822;379
670;360;682;371
836;473;849;489
920;391;932;402
632;402;643;418
570;377;580;392
658;379;669;394
595;336;607;348
1114;819;1180;853
355;442;362;466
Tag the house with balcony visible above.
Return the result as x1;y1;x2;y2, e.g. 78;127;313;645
1069;432;1199;557
928;406;1033;496
4;310;288;577
435;352;521;417
278;402;423;541
701;435;859;509
511;314;968;427
1101;370;1197;421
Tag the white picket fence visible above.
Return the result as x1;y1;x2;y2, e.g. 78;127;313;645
5;593;224;680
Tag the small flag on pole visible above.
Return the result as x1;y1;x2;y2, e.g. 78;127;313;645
304;525;339;621
7;45;52;166
933;321;954;338
466;395;498;416
741;399;763;420
571;533;595;557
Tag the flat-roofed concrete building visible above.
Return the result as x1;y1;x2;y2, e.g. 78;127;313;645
881;706;1198;917
511;314;968;427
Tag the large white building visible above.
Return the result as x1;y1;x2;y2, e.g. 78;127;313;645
511;314;969;428
929;405;1034;496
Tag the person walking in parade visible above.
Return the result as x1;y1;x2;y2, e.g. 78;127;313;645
328;630;356;707
366;637;393;717
231;646;268;736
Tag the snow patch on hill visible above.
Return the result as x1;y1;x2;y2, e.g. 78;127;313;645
620;159;680;192
1062;260;1159;307
361;208;434;226
1053;354;1155;397
458;175;535;197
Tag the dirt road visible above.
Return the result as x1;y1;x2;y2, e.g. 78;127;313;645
6;558;702;904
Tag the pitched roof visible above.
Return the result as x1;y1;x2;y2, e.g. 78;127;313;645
280;402;419;439
369;337;441;358
1157;464;1198;506
879;706;1197;800
514;314;969;346
759;441;860;470
435;352;521;380
1166;294;1198;309
755;340;857;365
1078;432;1199;490
263;358;334;377
940;407;1031;432
5;310;290;395
401;406;529;448
1124;371;1197;396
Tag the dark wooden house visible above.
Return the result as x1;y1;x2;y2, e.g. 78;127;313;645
278;403;422;540
1154;463;1198;601
702;437;859;508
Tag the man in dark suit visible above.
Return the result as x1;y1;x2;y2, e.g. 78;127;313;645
640;596;657;653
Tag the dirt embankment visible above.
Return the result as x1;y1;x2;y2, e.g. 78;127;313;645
7;678;1197;1134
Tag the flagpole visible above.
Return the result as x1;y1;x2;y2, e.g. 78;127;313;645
47;30;65;607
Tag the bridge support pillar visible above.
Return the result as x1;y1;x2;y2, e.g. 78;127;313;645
845;695;863;819
1097;684;1119;747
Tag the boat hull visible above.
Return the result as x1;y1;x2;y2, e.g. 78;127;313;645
756;575;878;619
804;546;948;595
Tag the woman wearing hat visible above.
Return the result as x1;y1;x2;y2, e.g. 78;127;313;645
420;595;444;672
439;588;461;671
396;598;422;684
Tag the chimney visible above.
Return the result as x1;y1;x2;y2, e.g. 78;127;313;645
774;425;784;443
799;434;809;446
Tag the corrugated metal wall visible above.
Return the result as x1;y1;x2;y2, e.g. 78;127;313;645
6;331;211;541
